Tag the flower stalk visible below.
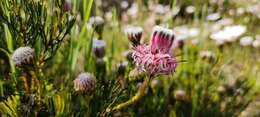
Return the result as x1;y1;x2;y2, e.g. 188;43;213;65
106;74;151;112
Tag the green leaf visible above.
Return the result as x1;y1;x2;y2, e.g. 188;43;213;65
3;23;13;52
0;95;19;117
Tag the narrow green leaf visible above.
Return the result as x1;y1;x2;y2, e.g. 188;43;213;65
3;23;13;52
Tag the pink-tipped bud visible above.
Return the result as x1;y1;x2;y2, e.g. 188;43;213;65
150;26;175;54
92;39;106;58
74;72;96;92
124;26;143;46
12;47;35;67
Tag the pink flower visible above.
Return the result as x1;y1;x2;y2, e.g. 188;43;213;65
132;26;177;75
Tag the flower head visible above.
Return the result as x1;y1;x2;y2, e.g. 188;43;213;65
124;26;143;46
92;39;106;58
132;26;177;75
210;25;246;43
74;72;96;92
12;47;35;67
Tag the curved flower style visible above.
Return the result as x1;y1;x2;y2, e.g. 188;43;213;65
132;26;177;75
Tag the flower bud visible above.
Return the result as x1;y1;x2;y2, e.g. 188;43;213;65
74;72;96;92
200;50;216;62
173;39;185;49
92;39;106;58
117;61;128;76
174;89;187;101
124;26;143;46
12;47;35;67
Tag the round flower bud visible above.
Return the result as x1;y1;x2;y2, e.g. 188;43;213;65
185;6;196;14
12;47;35;67
74;72;96;92
92;39;106;58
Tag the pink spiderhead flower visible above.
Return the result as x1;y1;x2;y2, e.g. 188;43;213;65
132;44;150;65
132;26;177;75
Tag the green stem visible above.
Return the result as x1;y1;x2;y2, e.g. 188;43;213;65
106;75;151;112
